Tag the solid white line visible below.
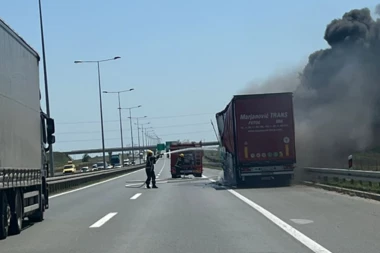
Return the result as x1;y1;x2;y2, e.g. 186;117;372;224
156;159;166;178
50;168;144;199
202;174;332;253
89;212;117;228
130;193;142;199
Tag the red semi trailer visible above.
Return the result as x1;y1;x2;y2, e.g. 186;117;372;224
216;92;296;186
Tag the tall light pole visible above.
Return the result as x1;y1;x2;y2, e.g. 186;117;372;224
133;116;147;164
140;122;150;147
146;128;155;146
121;105;142;164
103;88;134;165
38;0;54;177
74;56;121;168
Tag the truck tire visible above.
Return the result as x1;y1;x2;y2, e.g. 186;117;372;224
171;174;176;179
10;190;22;235
29;194;44;222
0;192;10;239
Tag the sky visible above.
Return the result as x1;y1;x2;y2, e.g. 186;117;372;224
1;0;379;157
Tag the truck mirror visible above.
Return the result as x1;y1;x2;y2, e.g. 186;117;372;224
48;135;55;145
47;118;55;135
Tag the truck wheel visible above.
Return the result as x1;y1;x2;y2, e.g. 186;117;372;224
171;174;176;179
29;195;44;222
10;190;22;235
0;192;10;239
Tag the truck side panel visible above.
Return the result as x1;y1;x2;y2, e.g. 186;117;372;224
0;21;41;169
216;101;235;154
234;93;296;165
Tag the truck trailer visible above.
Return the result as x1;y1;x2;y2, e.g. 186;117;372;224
0;19;55;239
170;142;203;178
216;92;296;186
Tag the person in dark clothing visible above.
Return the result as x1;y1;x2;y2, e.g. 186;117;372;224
145;150;159;188
174;153;185;177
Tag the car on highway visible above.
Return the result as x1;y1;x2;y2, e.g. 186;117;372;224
96;162;106;170
80;166;89;173
123;159;130;166
114;163;122;168
62;163;77;174
91;164;98;171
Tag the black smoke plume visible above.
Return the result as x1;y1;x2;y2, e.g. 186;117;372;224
242;6;380;167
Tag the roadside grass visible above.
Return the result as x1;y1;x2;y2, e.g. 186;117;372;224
319;180;380;195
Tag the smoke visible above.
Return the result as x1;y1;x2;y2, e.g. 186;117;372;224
242;6;380;167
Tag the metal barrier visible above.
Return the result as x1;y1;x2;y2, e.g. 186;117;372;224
304;167;380;185
47;165;145;194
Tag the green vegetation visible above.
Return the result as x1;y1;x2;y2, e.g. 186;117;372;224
203;149;222;170
352;148;380;171
322;180;380;195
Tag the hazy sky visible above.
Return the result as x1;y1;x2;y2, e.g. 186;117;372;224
1;0;379;155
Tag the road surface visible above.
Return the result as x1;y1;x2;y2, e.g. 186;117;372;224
1;157;379;253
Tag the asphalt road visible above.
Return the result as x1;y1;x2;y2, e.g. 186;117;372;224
1;157;380;253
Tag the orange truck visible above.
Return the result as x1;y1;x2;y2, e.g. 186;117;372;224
170;142;204;178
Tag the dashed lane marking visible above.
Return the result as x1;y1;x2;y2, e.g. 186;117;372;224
89;212;117;228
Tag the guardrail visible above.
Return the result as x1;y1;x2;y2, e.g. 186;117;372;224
304;167;380;186
201;162;379;187
47;165;145;194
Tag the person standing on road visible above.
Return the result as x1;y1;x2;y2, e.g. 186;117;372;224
145;150;159;188
175;153;185;176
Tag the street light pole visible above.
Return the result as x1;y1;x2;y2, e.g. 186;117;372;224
121;105;141;164
74;56;121;169
140;122;150;148
97;62;106;168
38;0;54;177
128;108;134;163
103;88;134;165
133;116;147;163
136;118;141;163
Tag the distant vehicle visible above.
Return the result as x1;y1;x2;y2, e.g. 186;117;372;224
80;166;89;173
123;159;130;166
216;92;296;187
110;154;122;166
63;164;76;174
96;162;106;170
170;142;203;178
114;164;122;168
91;164;98;171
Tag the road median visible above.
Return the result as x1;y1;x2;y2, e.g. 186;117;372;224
48;165;145;195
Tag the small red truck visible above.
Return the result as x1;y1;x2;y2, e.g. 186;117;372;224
170;142;204;178
216;92;296;186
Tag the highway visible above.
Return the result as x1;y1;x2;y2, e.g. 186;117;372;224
1;158;379;253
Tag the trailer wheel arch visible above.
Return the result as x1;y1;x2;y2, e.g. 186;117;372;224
0;191;11;239
9;189;23;235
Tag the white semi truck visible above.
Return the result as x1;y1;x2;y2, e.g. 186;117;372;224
0;19;55;239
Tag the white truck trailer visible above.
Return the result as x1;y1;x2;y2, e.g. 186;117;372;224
0;18;55;239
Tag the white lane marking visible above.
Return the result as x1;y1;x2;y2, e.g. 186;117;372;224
130;193;142;199
290;219;314;225
202;175;216;182
202;174;332;253
89;212;118;228
50;168;144;199
156;159;166;179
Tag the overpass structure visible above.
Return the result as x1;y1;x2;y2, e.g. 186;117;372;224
62;141;220;155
